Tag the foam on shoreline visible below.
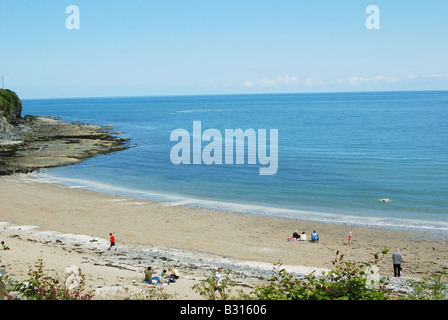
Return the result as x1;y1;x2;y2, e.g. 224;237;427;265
30;172;448;236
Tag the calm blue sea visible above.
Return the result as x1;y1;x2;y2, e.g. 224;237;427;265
23;91;448;234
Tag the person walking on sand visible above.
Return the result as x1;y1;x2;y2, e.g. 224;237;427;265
348;232;352;245
214;267;223;300
108;233;116;251
392;248;403;277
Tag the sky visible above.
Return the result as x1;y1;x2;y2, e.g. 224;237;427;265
0;0;447;99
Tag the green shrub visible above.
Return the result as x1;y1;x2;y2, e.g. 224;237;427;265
249;249;391;300
403;271;448;300
0;89;22;122
192;268;242;300
1;258;94;300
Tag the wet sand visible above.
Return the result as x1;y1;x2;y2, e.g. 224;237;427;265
1;174;447;300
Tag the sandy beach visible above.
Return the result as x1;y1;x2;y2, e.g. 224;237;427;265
1;174;447;300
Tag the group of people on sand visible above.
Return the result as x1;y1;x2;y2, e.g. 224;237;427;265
289;230;355;245
143;266;180;286
106;233;181;286
290;230;319;242
288;230;406;277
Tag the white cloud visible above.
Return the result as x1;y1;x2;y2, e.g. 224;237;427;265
244;80;255;88
338;74;410;85
338;73;448;86
277;75;298;85
339;76;370;85
305;78;324;86
260;75;298;87
261;78;277;86
422;73;448;80
372;75;400;82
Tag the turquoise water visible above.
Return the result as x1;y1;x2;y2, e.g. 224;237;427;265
23;91;448;233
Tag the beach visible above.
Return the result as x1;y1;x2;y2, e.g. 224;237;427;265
1;174;447;300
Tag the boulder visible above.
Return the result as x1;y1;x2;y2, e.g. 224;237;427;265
65;265;82;291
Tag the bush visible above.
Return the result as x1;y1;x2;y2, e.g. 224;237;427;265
403;271;448;300
249;249;391;300
192;268;242;300
1;258;94;300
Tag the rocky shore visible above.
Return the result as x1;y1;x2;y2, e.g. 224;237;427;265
1;88;129;175
0;115;130;175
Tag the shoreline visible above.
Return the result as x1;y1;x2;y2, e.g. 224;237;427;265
32;171;448;237
1;174;448;300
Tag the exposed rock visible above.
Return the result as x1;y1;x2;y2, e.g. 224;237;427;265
65;265;83;291
0;116;13;133
1;89;130;175
0;115;130;175
0;279;6;300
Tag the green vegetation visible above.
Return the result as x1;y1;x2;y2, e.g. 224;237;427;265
248;249;391;300
1;250;447;300
192;267;242;300
191;249;448;301
1;259;94;300
0;89;22;123
402;271;448;300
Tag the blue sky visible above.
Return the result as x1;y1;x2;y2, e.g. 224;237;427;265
1;0;447;99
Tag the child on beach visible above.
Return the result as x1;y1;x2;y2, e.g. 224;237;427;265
1;241;10;250
108;233;116;250
348;232;352;245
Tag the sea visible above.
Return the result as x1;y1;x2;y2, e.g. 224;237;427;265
22;91;448;234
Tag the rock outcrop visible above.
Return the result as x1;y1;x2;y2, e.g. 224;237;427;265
0;89;130;175
0;89;22;127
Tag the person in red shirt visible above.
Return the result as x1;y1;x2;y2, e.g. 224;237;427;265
108;233;116;250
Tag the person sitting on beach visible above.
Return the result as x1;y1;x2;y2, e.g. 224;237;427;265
169;267;180;280
144;266;155;283
299;231;307;242
1;241;10;250
292;230;300;239
311;231;319;242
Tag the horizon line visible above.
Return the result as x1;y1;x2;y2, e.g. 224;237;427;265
18;88;448;101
